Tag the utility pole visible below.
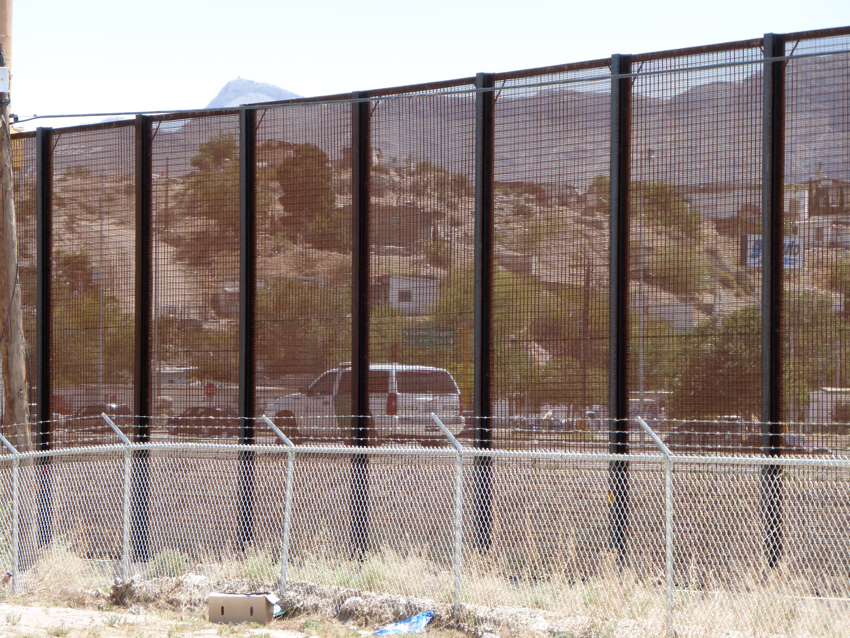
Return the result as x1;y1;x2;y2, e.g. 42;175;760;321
0;0;31;451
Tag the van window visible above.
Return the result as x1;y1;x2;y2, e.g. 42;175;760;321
396;371;456;394
308;372;336;396
337;371;390;394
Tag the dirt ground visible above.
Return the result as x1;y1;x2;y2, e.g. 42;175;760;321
0;575;476;638
0;600;476;638
0;572;607;638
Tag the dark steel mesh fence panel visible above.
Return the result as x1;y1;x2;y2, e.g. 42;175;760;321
254;103;352;445
369;88;475;447
629;47;763;455
784;34;850;456
50;124;136;448
491;67;611;451
10;133;37;444
149;115;241;441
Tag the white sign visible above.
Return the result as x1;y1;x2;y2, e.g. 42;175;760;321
0;68;8;93
740;235;803;270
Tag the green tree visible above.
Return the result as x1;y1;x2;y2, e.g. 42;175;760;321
828;258;850;315
633;181;701;241
52;285;134;385
181;132;240;236
587;174;610;214
255;278;351;376
667;306;761;420
275;144;345;249
632;181;709;299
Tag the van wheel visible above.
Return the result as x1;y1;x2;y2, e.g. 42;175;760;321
276;412;300;445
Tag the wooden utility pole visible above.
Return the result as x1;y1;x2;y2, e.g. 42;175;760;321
0;0;31;452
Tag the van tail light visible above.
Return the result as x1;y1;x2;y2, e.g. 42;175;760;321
386;392;398;416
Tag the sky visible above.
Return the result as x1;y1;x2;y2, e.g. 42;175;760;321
9;0;850;131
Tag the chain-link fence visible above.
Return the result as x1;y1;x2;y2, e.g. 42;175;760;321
0;415;848;636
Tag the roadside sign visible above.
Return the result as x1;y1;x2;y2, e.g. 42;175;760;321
402;326;457;348
740;235;803;270
205;382;218;398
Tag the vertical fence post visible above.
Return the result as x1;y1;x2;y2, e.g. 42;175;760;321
636;417;674;637
351;91;371;559
430;414;464;614
122;444;131;579
238;108;257;552
1;435;21;593
261;416;296;600
133;114;153;563
609;53;632;568
35;126;53;549
762;32;786;571
474;72;495;553
102;414;133;579
664;456;674;634
11;455;18;592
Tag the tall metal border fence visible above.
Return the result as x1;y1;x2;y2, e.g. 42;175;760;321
3;26;850;634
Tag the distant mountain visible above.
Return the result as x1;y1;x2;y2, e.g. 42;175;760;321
205;78;301;109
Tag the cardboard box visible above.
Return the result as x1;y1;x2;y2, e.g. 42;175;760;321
208;592;279;625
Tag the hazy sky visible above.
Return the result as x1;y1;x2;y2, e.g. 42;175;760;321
10;0;850;131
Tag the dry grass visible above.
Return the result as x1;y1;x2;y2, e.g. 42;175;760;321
4;538;850;637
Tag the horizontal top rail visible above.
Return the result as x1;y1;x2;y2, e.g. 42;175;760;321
0;440;847;468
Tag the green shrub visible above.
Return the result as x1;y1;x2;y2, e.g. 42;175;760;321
147;548;188;578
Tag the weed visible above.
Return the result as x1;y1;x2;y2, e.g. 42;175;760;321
148;548;189;578
47;624;70;637
243;556;277;582
102;613;123;627
216;625;239;635
167;625;184;638
5;610;21;625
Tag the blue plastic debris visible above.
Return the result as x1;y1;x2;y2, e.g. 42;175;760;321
374;611;434;635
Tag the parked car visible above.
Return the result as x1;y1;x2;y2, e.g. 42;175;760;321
664;418;753;453
780;433;831;456
73;402;133;427
167;406;238;438
67;403;133;444
264;363;465;445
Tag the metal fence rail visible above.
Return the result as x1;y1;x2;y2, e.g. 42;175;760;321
1;416;848;636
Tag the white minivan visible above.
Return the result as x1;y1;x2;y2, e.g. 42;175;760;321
264;363;465;444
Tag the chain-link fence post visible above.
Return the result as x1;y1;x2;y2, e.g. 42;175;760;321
432;414;464;614
103;414;133;580
262;416;296;599
1;435;20;594
637;417;674;637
